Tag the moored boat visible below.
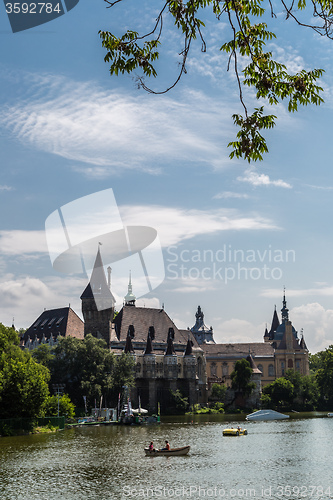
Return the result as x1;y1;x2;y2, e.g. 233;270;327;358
246;409;289;421
144;445;190;456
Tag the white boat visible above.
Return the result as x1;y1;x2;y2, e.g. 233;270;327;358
327;413;333;417
246;409;289;421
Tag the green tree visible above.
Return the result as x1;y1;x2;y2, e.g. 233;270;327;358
41;394;76;419
0;323;50;419
313;346;333;409
262;377;294;408
231;358;255;396
100;0;327;162
210;382;227;402
46;335;135;409
284;369;318;409
169;389;189;413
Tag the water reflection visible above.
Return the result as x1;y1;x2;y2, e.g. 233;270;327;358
0;416;332;500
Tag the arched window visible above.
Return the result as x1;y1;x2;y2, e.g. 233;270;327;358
296;360;301;372
281;361;285;376
288;359;293;368
268;364;275;377
257;364;264;375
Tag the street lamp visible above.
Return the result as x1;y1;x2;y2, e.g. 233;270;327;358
52;384;66;417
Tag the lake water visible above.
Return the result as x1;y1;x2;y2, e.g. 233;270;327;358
0;414;332;500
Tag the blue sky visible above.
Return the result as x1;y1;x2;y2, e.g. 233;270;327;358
1;0;333;353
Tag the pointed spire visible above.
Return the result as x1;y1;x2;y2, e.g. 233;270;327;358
300;329;308;350
124;331;134;354
269;306;280;339
144;332;153;355
184;336;193;356
124;271;136;306
81;247;115;309
165;333;176;355
281;288;289;323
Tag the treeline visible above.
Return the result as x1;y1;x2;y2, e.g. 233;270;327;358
262;347;333;411
0;323;135;420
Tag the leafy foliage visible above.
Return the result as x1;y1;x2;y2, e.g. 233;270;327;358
35;334;135;409
0;323;50;419
262;377;295;407
209;382;227;401
41;394;76;419
100;0;329;161
231;358;255;396
310;345;333;409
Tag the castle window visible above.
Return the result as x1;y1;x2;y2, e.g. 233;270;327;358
268;364;275;377
288;359;293;368
281;361;285;376
210;362;217;377
257;364;264;375
222;363;228;376
296;360;301;372
136;363;141;373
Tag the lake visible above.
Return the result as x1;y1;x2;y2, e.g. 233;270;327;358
0;414;332;500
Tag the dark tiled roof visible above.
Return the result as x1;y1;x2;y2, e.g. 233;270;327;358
23;307;84;343
113;306;199;349
276;331;302;351
201;342;275;358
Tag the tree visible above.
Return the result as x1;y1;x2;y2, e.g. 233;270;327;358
262;377;294;408
311;345;333;409
41;394;76;419
210;382;227;402
0;323;50;419
100;0;328;162
41;335;135;409
231;358;255;396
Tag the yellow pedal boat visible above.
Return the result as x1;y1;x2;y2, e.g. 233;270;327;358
223;428;248;436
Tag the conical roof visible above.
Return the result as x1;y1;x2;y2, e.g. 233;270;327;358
269;306;280;338
165;334;176;355
144;332;153;355
81;248;115;310
184;337;194;356
124;331;134;354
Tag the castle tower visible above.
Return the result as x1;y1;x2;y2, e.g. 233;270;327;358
190;306;215;344
124;272;136;306
80;247;115;347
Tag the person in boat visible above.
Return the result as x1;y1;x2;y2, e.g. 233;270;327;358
149;441;154;452
161;440;170;451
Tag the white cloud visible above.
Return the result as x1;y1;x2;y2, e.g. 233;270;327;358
120;205;278;246
0;230;48;256
0;204;278;259
0;276;85;329
213;191;250;199
237;169;292;189
213;318;266;344
0;73;236;176
0;185;12;191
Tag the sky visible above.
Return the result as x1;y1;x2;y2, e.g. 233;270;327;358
1;0;333;353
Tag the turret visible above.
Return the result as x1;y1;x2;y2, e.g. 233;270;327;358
81;247;115;347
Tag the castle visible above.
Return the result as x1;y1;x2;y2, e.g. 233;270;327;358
21;249;309;411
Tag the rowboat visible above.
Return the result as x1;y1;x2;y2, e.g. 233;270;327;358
223;428;247;436
144;446;190;456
